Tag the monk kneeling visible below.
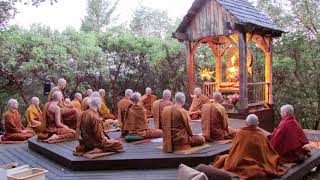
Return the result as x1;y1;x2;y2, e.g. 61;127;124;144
201;92;235;141
122;92;162;139
75;97;124;155
270;104;310;163
162;92;205;153
213;114;286;179
2;99;35;142
152;89;173;129
141;87;157;118
38;91;76;143
26;97;42;133
189;87;210;120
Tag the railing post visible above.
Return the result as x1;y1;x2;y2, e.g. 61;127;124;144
238;32;248;111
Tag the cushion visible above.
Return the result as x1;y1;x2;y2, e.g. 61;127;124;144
195;164;239;180
124;134;144;142
178;164;208;180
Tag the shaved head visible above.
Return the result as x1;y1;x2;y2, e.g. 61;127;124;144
52;91;63;101
74;93;82;101
86;89;93;96
194;87;202;96
131;92;142;103
212;92;223;103
125;89;133;97
89;97;101;109
175;92;186;105
8;99;18;109
246;114;259;126
145;87;152;95
91;91;100;98
57;78;67;89
31;97;40;105
162;89;171;100
98;89;106;97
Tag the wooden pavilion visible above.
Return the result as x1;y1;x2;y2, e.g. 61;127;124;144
173;0;284;131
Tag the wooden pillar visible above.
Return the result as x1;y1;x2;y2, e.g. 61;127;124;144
185;41;195;95
215;45;222;91
265;38;273;104
238;32;248;111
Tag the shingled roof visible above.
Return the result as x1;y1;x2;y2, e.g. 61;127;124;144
175;0;283;36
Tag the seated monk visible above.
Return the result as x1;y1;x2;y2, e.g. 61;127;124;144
98;89;116;120
74;97;124;155
71;93;82;111
26;97;42;133
122;92;162;138
47;78;67;102
152;89;173;129
189;87;210;120
141;87;157;118
2;99;35;141
270;104;310;163
161;92;205;152
81;89;93;111
201;92;235;141
213;114;286;179
117;89;133;128
38;91;76;143
64;98;72;108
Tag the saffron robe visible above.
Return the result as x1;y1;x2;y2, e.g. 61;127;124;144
75;109;123;155
189;94;210;120
26;104;43;133
141;94;157;118
99;96;114;119
152;99;173;129
81;97;90;111
122;104;162;138
161;106;205;152
270;115;310;163
201;103;233;141
117;97;133;128
71;99;81;111
38;102;76;141
213;126;286;179
2;109;35;141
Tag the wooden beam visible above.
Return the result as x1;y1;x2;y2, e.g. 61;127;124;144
172;32;186;42
238;32;248;111
265;38;273;104
185;41;195;96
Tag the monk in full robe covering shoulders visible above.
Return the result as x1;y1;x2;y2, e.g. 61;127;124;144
75;97;123;155
2;99;35;141
201;92;235;141
152;89;173;129
213;114;286;179
162;92;205;153
117;89;133;128
38;91;76;142
81;89;93;111
141;87;157;118
270;104;310;163
71;93;82;111
26;97;43;133
98;89;116;120
122;92;162;138
189;87;210;120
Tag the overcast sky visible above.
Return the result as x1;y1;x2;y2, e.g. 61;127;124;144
11;0;194;31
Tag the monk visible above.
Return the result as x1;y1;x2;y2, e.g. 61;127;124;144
2;99;35;141
64;98;72;108
117;89;133;127
122;92;162;138
270;104;310;163
201;92;235;141
141;87;157;118
213;114;286;179
26;97;42;133
161;92;205;153
38;91;76;143
98;89;115;120
74;97;124;155
48;78;67;102
189;87;210;120
81;89;93;111
71;93;82;111
152;89;173;129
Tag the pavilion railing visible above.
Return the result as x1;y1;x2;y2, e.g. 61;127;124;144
202;82;216;98
248;82;269;105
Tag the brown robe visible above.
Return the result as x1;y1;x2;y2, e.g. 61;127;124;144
38;102;76;141
26;104;43;133
117;97;133;128
213;126;286;179
152;99;173;129
122;104;162;138
141;94;157;118
47;86;63;102
81;97;90;111
74;109;123;155
71;99;81;111
189;94;210;120
161;106;205;152
201;103;234;141
2;109;35;141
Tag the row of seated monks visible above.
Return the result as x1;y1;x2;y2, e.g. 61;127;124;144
1;78;311;179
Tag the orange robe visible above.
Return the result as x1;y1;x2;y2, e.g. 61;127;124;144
75;109;123;155
47;86;63;102
189;94;210;120
38;102;76;141
2;109;35;141
71;99;81;111
99;96;115;119
141;94;157;118
152;99;173;129
81;97;90;111
26;104;43;133
122;104;162;138
213;126;286;179
201;103;234;141
117;97;133;128
161;106;205;152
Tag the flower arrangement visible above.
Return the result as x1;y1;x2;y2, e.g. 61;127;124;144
228;93;240;112
200;68;215;81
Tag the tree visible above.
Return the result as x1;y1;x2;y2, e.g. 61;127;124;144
81;0;119;32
